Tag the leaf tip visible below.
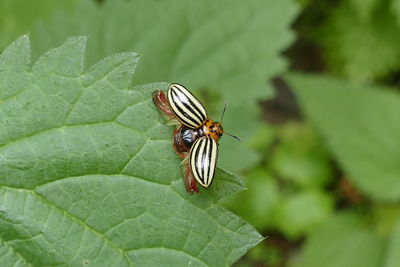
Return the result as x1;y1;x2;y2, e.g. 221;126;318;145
65;35;88;51
0;35;31;69
83;51;142;88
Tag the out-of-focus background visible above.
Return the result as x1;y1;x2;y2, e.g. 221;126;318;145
2;0;400;266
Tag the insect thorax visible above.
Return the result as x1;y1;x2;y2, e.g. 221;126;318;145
174;126;204;153
174;119;224;154
203;119;224;141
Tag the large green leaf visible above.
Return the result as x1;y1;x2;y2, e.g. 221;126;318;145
286;74;400;201
0;37;262;266
31;0;299;171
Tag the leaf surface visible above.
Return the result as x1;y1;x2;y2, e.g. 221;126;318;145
0;37;261;266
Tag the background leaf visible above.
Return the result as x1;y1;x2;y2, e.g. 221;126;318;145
271;123;333;188
316;0;400;81
0;0;80;51
221;168;280;230
0;36;262;266
286;73;400;201
290;214;385;267
30;0;299;172
275;190;333;239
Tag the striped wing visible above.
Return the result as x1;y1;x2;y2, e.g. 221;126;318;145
189;137;219;188
167;83;208;129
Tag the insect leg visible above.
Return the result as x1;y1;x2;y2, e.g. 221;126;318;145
172;139;186;159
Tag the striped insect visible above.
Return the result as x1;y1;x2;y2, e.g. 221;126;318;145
153;83;239;193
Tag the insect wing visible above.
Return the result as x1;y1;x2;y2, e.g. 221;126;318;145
167;83;208;129
189;137;219;188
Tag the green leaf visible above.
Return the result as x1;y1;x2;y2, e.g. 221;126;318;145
275;190;333;239
317;0;400;81
31;0;299;172
286;73;400;201
0;36;262;266
221;168;280;230
0;0;80;51
271;122;333;188
291;214;385;267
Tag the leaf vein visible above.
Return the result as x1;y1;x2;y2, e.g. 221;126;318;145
1;187;134;265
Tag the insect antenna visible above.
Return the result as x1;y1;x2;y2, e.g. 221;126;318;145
220;103;227;123
225;132;243;142
219;103;242;142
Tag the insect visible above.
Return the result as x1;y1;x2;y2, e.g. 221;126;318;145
152;83;239;193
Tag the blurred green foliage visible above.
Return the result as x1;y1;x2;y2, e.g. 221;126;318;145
0;0;79;49
1;0;400;266
287;74;400;201
307;0;400;82
290;214;386;267
271;123;333;189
